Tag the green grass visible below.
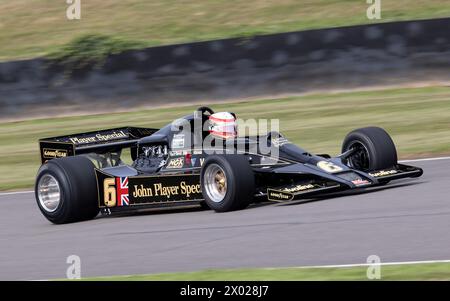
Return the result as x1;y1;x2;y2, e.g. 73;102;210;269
0;0;449;61
0;86;449;191
47;34;147;70
77;262;450;280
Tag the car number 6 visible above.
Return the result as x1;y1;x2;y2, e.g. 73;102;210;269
103;178;116;207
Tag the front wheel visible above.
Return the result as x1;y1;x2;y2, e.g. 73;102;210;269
35;156;99;224
200;155;254;212
341;127;398;172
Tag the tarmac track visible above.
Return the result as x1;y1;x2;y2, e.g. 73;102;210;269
0;158;449;280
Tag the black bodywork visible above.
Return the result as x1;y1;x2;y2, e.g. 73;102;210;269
39;109;423;213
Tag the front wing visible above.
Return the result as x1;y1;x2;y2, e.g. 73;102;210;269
266;164;423;202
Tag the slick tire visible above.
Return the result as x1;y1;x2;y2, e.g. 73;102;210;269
342;127;398;172
35;156;99;224
200;155;254;212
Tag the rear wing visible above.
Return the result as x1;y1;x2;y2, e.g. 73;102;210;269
39;127;158;164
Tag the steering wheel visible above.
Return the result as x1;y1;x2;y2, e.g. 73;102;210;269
197;106;214;116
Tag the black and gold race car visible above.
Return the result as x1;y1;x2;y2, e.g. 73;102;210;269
35;106;423;224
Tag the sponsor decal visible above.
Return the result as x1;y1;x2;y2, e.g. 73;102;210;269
133;181;200;199
271;137;290;147
97;171;202;206
39;141;74;164
171;133;185;149
131;176;202;203
282;183;316;193
68;130;128;145
317;161;343;173
369;169;398;177
43;148;68;159
199;158;205;166
267;189;294;202
170;150;183;156
167;157;184;169
352;179;371;186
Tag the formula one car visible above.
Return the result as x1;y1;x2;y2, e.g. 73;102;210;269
35;106;423;224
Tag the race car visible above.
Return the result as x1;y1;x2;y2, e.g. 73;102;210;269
35;106;423;224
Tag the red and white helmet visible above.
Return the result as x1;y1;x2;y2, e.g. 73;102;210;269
208;112;237;139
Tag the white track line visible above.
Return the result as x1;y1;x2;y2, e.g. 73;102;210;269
399;156;450;163
1;156;449;197
265;259;450;270
34;259;450;280
0;190;34;196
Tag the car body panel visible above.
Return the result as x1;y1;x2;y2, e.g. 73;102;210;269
38;111;424;213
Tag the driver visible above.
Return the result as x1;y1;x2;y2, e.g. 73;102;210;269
208;112;237;139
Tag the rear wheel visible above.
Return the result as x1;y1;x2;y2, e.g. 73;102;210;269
35;156;99;224
342;127;397;172
200;155;254;212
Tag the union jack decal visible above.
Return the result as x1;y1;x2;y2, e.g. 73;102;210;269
116;177;129;206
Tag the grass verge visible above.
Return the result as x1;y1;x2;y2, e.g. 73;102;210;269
0;86;449;191
77;262;450;280
46;34;147;71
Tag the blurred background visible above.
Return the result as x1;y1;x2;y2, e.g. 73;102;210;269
0;0;449;190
